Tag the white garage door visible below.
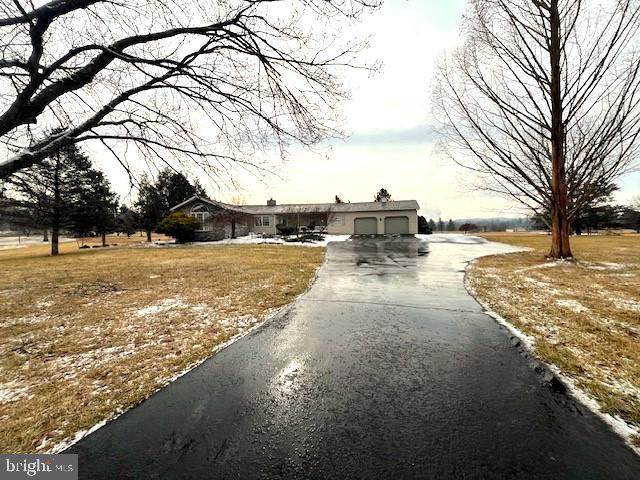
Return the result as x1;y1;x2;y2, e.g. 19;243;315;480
354;217;378;235
384;216;409;234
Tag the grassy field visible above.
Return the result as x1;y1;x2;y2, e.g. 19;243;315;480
469;233;640;445
0;238;324;453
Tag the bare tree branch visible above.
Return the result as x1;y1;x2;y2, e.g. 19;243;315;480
0;0;380;180
434;0;640;258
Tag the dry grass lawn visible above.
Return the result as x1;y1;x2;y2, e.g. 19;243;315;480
469;233;640;445
0;238;324;453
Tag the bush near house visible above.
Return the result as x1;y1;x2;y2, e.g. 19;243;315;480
276;224;296;235
157;212;200;243
285;233;325;243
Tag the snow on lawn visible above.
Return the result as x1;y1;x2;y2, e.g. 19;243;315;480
0;244;324;453
416;233;489;244
556;299;589;313
0;380;32;403
194;233;352;247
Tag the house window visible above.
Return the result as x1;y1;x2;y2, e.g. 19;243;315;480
191;212;211;231
255;215;271;227
332;214;345;226
191;204;210;231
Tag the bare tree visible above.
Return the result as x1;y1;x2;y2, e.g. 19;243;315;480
434;0;640;258
0;0;379;181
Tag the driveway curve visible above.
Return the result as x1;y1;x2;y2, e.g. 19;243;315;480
68;235;640;479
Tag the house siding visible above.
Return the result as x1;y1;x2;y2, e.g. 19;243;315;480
250;214;277;235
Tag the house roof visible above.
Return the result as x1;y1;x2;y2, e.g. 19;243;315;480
171;196;420;215
169;196;248;214
240;200;420;215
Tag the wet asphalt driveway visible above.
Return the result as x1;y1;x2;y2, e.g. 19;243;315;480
68;236;640;479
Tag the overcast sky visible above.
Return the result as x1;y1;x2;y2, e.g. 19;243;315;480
104;0;639;220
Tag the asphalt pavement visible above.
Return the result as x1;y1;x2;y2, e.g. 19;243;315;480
67;235;640;479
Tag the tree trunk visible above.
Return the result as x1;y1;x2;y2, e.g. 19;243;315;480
146;230;152;242
548;0;573;259
231;217;236;239
51;153;61;256
101;232;106;247
51;227;59;255
42;229;48;242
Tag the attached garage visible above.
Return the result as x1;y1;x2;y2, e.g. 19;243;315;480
384;216;409;234
354;217;378;235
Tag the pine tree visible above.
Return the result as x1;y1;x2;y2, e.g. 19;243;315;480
156;169;207;209
1;142;110;255
374;188;391;202
446;219;456;231
134;175;166;242
428;219;436;231
116;205;138;237
134;169;206;241
69;169;118;245
437;218;445;232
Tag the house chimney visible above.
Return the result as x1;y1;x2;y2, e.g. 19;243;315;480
267;198;276;206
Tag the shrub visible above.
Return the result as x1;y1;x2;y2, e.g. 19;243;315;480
276;224;296;235
157;212;200;243
285;233;324;243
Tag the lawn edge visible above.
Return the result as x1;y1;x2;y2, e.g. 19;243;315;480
464;252;640;456
48;247;328;454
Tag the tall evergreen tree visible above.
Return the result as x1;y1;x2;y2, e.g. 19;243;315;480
1;142;112;255
134;169;205;242
134;175;166;243
69;169;118;245
116;205;138;237
446;219;456;232
156;170;207;210
374;188;391;202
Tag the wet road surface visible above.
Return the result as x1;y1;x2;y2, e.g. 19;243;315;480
68;236;640;479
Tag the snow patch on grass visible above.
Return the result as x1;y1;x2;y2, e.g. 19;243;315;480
465;268;536;350
147;233;351;248
513;259;571;273
47;303;294;454
135;297;189;316
556;299;589;313
582;261;628;271
0;381;32;403
54;345;137;373
613;298;640;313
